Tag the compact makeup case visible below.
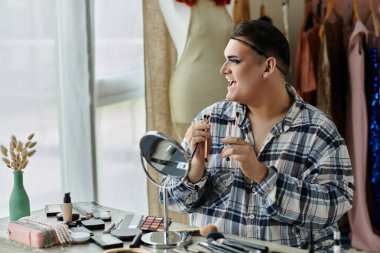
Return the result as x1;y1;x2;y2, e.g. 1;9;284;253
8;216;71;248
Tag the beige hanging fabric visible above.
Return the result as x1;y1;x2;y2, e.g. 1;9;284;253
233;0;250;25
142;0;189;224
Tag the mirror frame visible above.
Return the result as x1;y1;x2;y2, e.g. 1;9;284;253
139;131;191;188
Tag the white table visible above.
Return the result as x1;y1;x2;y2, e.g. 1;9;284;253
0;207;306;253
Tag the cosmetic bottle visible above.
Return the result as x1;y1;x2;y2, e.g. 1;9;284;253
333;230;341;253
62;192;73;222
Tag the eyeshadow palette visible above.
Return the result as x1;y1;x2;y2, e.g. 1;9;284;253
139;216;171;232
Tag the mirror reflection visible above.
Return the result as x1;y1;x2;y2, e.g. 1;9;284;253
140;131;190;179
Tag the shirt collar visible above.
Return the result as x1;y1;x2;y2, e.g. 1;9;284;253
219;101;245;124
220;83;311;132
281;83;311;131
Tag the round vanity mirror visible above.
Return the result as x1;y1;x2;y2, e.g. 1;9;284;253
139;131;194;248
140;131;191;187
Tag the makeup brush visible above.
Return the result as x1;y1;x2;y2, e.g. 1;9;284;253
199;241;230;253
129;231;143;248
226;121;231;163
207;232;268;253
231;111;240;168
203;114;210;162
235;112;240;129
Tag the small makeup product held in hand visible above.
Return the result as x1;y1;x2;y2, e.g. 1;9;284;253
225;111;241;169
235;112;240;131
226;121;232;164
203;114;210;162
232;111;240;168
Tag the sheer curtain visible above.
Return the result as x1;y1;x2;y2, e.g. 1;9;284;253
0;0;63;217
0;0;147;218
94;0;147;215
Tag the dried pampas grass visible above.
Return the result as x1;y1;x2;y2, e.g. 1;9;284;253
1;133;37;171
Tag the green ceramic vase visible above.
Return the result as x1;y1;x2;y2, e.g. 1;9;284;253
9;171;30;221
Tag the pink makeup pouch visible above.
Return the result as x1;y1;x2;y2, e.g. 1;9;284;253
8;216;70;248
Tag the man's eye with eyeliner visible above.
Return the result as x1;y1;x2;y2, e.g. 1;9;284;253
229;59;241;64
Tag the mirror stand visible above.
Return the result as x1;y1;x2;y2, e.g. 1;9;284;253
140;186;189;248
139;131;194;249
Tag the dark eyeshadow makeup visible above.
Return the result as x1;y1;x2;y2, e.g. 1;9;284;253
139;216;171;232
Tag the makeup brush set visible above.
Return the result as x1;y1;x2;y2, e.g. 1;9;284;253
199;232;268;253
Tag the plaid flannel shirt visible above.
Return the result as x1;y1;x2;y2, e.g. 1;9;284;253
162;83;353;251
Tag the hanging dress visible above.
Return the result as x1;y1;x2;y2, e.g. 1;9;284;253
317;15;348;137
347;21;380;252
295;24;320;105
365;46;380;233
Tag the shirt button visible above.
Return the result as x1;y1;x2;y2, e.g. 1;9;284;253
249;214;255;219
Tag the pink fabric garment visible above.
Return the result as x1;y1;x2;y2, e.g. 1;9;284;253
346;20;380;252
295;25;320;104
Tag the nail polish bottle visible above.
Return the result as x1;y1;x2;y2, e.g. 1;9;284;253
62;192;72;222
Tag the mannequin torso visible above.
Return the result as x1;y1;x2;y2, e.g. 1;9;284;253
159;0;235;139
159;0;235;62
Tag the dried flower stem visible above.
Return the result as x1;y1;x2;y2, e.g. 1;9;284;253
1;134;37;171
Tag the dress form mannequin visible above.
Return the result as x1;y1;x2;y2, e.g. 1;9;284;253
159;0;235;139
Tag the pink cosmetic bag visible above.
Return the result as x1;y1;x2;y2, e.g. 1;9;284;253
8;222;59;248
8;217;70;248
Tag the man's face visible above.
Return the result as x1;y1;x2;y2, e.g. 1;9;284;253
220;38;267;105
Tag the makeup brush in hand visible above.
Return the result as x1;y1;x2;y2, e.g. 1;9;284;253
203;114;210;163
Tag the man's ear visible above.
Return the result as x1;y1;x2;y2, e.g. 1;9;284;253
262;57;277;78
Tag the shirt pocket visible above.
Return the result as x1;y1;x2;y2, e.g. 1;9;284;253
205;168;233;209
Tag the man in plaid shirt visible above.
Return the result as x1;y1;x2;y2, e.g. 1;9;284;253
163;20;353;252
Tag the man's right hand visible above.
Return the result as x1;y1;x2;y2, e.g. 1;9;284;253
185;120;211;183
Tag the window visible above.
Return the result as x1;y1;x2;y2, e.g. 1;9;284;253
0;0;147;217
0;0;61;217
